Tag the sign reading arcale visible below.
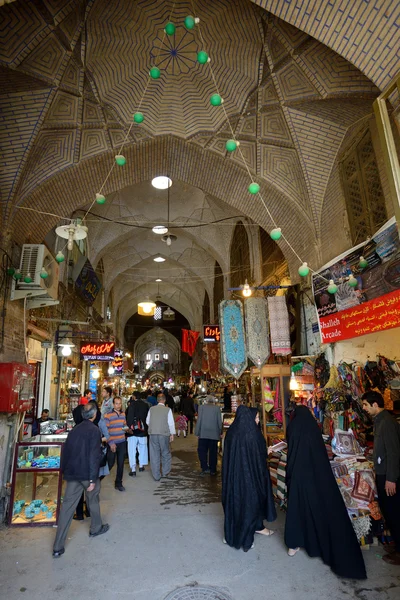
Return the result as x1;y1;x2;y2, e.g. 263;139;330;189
80;341;115;361
313;218;400;343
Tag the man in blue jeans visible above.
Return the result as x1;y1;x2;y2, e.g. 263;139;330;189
104;396;128;491
195;396;222;476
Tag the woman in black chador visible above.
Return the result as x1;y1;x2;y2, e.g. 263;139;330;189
222;405;277;552
285;404;366;579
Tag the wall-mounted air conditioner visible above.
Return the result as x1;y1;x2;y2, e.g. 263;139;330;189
11;244;59;308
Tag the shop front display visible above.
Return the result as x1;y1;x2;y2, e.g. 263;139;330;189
9;438;64;527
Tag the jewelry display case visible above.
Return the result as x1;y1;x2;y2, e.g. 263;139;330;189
9;438;64;526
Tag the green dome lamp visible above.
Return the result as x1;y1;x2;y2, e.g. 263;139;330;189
327;279;338;294
24;273;32;284
115;155;126;166
348;274;358;288
270;228;282;241
298;262;310;277
149;66;161;79
14;269;22;280
197;51;210;64
133;112;144;124
248;182;260;195
55;251;65;263
6;266;15;276
40;267;49;279
359;256;368;269
210;94;223;106
96;193;106;204
225;139;239;152
184;15;199;30
165;22;176;36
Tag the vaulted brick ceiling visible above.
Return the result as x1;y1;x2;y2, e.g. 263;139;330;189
1;0;394;328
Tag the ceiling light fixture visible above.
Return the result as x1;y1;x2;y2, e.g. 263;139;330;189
152;176;172;189
138;299;157;316
156;278;162;282
242;280;253;298
152;225;168;235
56;222;87;252
153;255;166;263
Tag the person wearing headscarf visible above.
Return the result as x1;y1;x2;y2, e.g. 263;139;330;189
222;405;277;552
285;404;366;579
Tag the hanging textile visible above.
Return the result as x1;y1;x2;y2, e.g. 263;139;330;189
219;299;247;378
201;344;209;373
267;296;291;356
181;329;200;356
191;337;203;372
207;342;220;377
244;297;270;366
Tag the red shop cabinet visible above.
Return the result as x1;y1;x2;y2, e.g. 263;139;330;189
0;363;35;413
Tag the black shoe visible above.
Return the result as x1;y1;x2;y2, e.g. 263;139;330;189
115;485;125;491
52;548;65;558
129;471;136;477
199;471;208;477
73;515;84;521
89;524;110;538
210;471;218;476
139;467;145;472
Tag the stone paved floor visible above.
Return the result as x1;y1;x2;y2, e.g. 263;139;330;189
0;434;399;600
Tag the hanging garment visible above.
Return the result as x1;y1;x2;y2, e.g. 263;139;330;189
207;342;220;377
267;296;291;355
182;329;200;356
285;405;366;579
222;406;277;552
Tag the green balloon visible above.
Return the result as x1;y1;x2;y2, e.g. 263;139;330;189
184;15;195;29
134;112;144;124
248;182;260;194
40;270;49;279
55;253;65;263
225;139;237;152
24;275;32;284
270;228;282;241
96;194;106;204
298;263;310;277
210;94;222;106
150;66;161;79
115;155;126;166
165;22;176;35
197;51;209;64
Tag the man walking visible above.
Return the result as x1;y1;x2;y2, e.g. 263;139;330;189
146;393;176;481
147;389;158;407
195;395;222;476
180;390;196;434
104;396;128;491
126;391;149;477
52;403;109;557
101;386;114;415
362;391;400;565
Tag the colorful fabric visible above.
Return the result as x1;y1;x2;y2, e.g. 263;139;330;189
219;299;247;378
201;345;209;373
351;470;376;504
182;329;200;356
267;296;291;355
176;414;188;431
207;342;220;377
191;337;203;372
244;297;270;366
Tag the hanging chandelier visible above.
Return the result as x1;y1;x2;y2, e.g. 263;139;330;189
138;298;157;316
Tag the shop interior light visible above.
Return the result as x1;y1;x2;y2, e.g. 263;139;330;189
152;225;169;235
289;373;299;391
242;280;253;298
151;176;172;189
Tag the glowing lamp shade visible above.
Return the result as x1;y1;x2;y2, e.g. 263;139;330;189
156;278;162;282
152;176;172;189
152;225;168;235
242;280;252;298
59;337;74;357
153;255;166;262
92;368;100;380
61;345;72;357
138;300;157;316
108;366;115;375
289;373;299;391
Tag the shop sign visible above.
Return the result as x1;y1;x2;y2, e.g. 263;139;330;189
113;349;124;374
80;341;115;361
203;324;220;342
312;218;400;343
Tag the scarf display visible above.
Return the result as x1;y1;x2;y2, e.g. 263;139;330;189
219;299;247;379
244;297;270;366
181;329;200;356
267;296;291;355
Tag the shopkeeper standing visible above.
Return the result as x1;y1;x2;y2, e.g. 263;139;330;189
362;391;400;566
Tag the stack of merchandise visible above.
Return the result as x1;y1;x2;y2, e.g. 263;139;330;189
268;441;287;509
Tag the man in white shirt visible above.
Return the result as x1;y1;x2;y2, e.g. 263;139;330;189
146;393;176;481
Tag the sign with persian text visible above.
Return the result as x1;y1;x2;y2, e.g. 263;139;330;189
74;258;102;306
112;349;124;374
203;324;221;342
313;218;400;343
80;341;115;361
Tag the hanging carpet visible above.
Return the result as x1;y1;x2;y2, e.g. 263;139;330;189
267;296;291;356
191;336;203;372
207;342;220;377
219;299;247;378
244;297;270;366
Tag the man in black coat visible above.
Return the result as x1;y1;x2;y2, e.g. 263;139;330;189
52;403;109;557
126;391;149;476
180;391;196;434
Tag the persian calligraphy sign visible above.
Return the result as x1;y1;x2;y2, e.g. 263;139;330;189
313;218;400;343
80;341;115;361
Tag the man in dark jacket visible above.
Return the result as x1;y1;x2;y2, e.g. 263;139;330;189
195;396;222;476
362;391;400;565
180;391;196;434
52;403;109;557
126;391;149;477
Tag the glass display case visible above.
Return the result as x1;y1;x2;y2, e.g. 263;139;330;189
9;439;64;526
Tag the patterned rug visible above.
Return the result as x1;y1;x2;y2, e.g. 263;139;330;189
191;337;203;372
267;296;291;355
206;342;220;377
219;299;247;378
244;297;270;366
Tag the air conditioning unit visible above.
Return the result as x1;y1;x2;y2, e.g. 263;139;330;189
11;244;59;308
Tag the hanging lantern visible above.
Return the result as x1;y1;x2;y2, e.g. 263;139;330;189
348;274;358;288
270;228;282;241
327;279;338;294
248;182;260;194
298;262;309;277
138;299;157;316
359;256;368;269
